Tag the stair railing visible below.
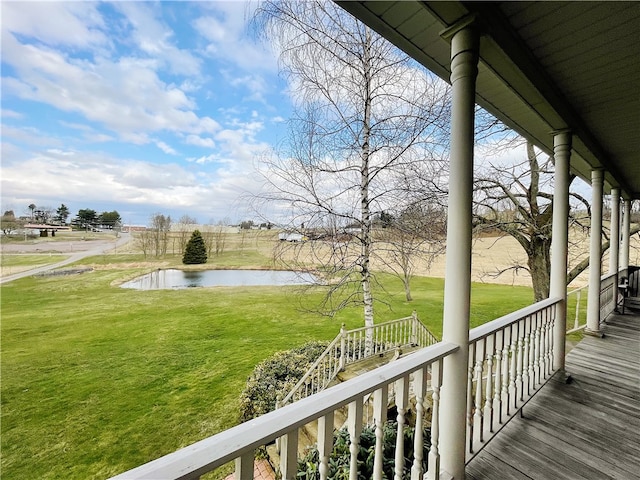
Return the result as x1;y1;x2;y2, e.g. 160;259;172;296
277;312;438;408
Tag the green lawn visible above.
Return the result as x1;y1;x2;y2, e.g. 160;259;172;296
1;255;69;277
0;260;533;479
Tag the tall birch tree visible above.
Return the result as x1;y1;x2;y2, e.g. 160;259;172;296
254;0;449;348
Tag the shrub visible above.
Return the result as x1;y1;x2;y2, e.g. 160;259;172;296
182;230;207;264
297;421;430;479
238;341;329;422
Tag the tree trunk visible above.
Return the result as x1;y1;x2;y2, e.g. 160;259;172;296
403;276;413;302
528;237;551;302
361;28;374;355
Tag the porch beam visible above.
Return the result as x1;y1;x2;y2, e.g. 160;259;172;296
439;17;479;480
550;130;571;370
586;169;604;336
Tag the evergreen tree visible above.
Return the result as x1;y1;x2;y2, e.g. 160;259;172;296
182;230;207;264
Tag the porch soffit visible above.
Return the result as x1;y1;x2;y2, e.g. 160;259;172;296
335;1;640;199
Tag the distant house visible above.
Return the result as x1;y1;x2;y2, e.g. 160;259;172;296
278;232;305;242
22;223;72;237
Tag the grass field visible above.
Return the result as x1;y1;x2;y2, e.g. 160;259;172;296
1;235;537;479
1;254;69;276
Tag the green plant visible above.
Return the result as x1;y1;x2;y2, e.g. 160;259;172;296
296;421;430;479
238;341;329;422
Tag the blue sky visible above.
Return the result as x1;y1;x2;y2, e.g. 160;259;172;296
1;1;292;225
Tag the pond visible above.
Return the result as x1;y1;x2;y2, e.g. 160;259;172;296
120;269;319;290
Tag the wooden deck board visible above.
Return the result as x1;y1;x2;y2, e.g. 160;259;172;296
466;312;640;479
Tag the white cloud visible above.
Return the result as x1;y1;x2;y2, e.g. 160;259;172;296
189;154;217;164
1;2;108;49
186;135;215;148
0;124;63;147
1;109;24;119
46;148;75;156
2;34;218;140
156;141;178;155
193;2;279;74
226;72;269;102
0;146;262;224
112;2;201;76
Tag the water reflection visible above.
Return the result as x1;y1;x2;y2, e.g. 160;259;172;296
120;269;318;290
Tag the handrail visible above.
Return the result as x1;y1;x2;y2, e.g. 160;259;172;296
567;285;588;333
278;313;438;407
109;341;459;480
469;297;561;343
599;271;618;321
465;297;559;462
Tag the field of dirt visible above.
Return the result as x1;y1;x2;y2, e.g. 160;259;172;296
3;229;639;288
0;232;124;255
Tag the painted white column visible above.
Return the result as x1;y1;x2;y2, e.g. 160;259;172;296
549;131;571;371
609;188;620;275
439;17;479;480
621;198;631;271
586;169;604;335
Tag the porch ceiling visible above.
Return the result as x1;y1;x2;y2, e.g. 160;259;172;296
336;1;640;199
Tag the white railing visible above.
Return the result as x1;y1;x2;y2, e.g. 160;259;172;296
567;285;588;334
109;341;458;480
109;299;564;480
465;297;559;462
278;313;438;407
599;272;618;321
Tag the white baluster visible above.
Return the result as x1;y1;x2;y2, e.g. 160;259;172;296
527;313;540;395
339;324;347;371
502;327;511;417
493;330;503;430
394;376;409;480
348;399;363;480
466;343;475;455
473;340;484;447
546;307;554;375
574;289;581;330
483;335;494;437
516;321;524;404
411;367;427;480
426;360;442;480
522;318;531;398
235;451;254;480
533;314;541;387
280;430;298;480
508;325;518;412
318;412;334;480
372;387;388;480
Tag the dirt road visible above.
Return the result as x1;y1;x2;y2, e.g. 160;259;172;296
0;233;131;284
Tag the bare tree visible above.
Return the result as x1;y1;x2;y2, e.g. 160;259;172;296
175;215;198;255
254;0;450;348
472;140;633;301
1;211;24;235
136;230;152;258
212;222;227;256
375;204;446;301
147;213;172;257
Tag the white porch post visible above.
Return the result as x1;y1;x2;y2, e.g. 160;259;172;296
621;198;631;272
586;169;604;335
439;17;479;480
550;131;571;371
609;188;620;275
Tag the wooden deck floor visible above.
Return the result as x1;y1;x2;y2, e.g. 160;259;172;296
466;312;640;480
